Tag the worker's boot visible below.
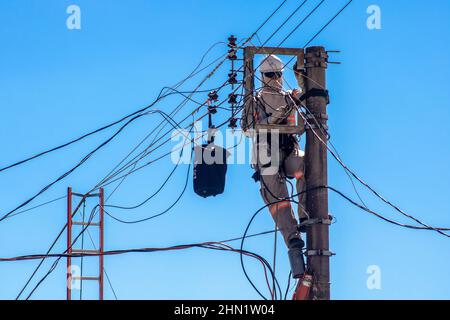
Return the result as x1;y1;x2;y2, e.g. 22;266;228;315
288;237;306;279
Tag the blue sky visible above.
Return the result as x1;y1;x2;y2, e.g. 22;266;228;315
1;0;449;300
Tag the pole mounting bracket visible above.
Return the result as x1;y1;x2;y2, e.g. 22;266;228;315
299;218;332;227
305;250;335;257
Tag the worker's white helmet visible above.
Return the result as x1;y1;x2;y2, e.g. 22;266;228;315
260;55;285;73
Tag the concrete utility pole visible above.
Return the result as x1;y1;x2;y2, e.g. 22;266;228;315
304;46;331;300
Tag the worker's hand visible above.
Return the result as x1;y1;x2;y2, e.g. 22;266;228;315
293;64;306;91
268;105;288;124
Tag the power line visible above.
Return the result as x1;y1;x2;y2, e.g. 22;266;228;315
0;109;201;223
4;195;66;220
303;0;353;48
12;0;293;299
87;0;312;198
23;203;101;299
292;101;450;237
0;37;230;176
14;105;218;299
9;0;376;300
0;87;207;175
85;229;119;300
103;148;192;224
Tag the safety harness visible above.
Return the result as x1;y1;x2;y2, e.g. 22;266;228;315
252;91;300;182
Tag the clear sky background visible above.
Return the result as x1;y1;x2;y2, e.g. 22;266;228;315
1;0;449;300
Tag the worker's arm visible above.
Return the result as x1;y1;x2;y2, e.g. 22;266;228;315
288;90;306;136
293;62;306;92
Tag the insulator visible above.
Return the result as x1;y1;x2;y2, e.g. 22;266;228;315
228;49;237;61
208;90;219;102
228;35;237;48
228;93;237;104
228;117;238;129
208;105;218;115
228;72;238;85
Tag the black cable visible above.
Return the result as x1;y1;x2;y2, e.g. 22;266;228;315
24;203;100;299
241;0;329;129
303;0;353;47
243;0;289;47
284;271;293;300
101;92;246;223
93;0;305;191
269;65;450;239
249;0;354;85
278;0;327;47
291;98;450;236
97;85;245;190
261;0;309;47
104;127;192;212
104;147;193;224
2;228;281;262
327;186;450;235
19;86;241;299
105;157;182;211
19;184;443;299
85;228;119;300
131;0;290;179
0;37;227;176
239;195;298;300
12;0;330;298
0;86;211;175
13;108;188;297
13;46;227;300
5;195;66;220
0;109;186;223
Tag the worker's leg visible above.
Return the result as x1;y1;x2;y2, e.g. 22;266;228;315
262;153;306;279
284;148;308;221
259;173;300;246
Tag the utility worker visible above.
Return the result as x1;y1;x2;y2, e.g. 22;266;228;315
252;54;307;278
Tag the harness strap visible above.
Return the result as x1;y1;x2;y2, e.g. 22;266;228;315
300;88;330;104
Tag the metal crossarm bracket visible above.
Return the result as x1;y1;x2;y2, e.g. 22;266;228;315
306;250;335;257
71;249;102;255
72;221;101;227
73;276;100;281
299;218;332;227
72;192;100;198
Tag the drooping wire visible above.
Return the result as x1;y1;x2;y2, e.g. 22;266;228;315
303;0;353;48
103;137;193;224
0;109;197;223
4;195;66;220
11;1;334;298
